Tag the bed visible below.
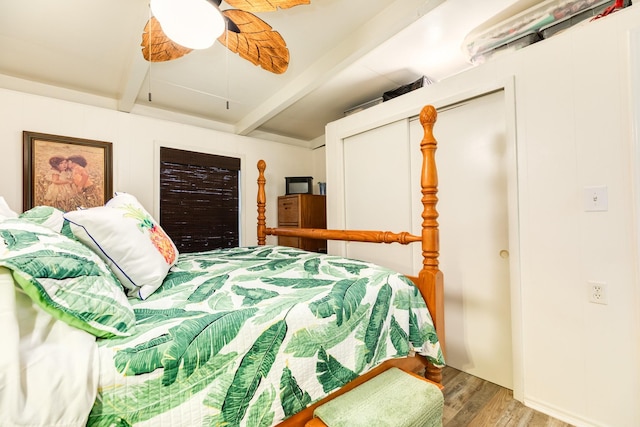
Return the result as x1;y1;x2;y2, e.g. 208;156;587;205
0;105;444;427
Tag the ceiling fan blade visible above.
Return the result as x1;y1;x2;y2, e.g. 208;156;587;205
224;0;310;13
218;10;289;74
141;17;193;62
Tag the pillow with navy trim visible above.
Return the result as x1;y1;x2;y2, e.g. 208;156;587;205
63;192;178;299
0;218;135;338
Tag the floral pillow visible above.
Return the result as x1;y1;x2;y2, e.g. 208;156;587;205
63;192;178;299
0;218;135;338
19;205;76;240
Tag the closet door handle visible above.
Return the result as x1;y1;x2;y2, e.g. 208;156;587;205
499;250;509;259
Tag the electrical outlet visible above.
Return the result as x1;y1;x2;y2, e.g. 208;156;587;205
588;282;608;305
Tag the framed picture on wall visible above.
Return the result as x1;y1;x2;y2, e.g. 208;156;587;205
23;131;113;211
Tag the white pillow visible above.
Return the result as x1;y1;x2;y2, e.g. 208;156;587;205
0;197;18;221
63;193;178;299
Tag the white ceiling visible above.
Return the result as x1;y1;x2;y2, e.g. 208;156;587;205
0;0;528;145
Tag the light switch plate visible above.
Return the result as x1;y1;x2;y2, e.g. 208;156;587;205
584;186;608;212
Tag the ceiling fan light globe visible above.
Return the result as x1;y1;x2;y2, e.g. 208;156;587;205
150;0;224;50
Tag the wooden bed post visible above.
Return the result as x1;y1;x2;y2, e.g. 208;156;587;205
418;105;445;382
255;104;446;386
257;160;267;246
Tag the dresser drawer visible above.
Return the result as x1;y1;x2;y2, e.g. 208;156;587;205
278;197;299;224
278;236;300;248
277;194;326;253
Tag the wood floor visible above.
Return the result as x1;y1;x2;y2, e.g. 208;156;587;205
441;366;574;427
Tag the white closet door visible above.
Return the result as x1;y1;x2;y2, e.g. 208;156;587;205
410;90;513;389
343;119;413;275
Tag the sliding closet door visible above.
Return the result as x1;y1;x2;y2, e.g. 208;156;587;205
341;91;512;389
343;119;413;275
410;90;513;389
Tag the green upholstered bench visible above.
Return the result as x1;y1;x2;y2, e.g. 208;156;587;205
306;367;444;427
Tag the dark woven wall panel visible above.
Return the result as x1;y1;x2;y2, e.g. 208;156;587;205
160;148;240;253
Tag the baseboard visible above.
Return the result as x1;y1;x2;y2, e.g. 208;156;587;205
524;397;600;427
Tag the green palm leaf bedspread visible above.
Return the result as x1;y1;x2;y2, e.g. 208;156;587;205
88;246;444;427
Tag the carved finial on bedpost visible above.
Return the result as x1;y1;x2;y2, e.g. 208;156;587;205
419;105;439;273
419;105;445;368
257;160;267;246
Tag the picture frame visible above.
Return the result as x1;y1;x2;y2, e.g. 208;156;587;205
23;131;113;212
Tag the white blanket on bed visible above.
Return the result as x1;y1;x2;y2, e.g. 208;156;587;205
0;267;99;427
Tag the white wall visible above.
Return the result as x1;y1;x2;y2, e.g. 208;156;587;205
0;87;315;246
311;144;327;195
326;5;640;427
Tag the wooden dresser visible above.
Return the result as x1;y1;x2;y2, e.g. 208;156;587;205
277;194;327;253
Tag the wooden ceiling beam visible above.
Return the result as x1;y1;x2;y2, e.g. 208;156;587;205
117;4;158;114
117;37;149;113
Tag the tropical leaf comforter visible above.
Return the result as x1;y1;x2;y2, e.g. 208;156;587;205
89;245;444;427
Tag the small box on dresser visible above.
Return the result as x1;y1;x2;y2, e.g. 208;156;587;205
277;194;326;253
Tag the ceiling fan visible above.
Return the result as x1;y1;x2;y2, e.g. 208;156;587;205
141;0;310;74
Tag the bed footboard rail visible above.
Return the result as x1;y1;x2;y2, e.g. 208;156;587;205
262;227;421;244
